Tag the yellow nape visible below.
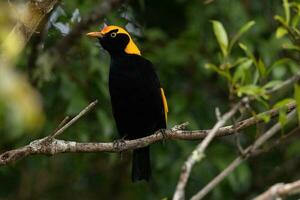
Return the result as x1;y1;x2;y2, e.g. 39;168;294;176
160;88;168;122
100;25;141;55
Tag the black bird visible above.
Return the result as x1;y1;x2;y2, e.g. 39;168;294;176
87;25;168;182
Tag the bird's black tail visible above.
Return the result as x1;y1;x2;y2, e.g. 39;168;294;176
132;147;151;182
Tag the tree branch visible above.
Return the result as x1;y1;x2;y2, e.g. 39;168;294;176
0;100;296;167
253;180;300;200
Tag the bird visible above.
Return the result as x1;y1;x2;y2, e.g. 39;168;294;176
87;25;168;182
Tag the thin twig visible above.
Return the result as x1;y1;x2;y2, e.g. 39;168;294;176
173;99;245;200
251;126;300;156
49;116;70;137
51;100;98;139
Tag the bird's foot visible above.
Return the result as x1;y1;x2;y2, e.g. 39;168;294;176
113;136;127;151
156;128;167;144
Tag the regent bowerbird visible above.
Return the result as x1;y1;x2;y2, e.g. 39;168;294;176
87;25;168;182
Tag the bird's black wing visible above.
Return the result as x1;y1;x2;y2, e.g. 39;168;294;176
109;54;167;138
135;56;167;131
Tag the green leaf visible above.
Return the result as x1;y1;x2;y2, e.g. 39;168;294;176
257;113;271;123
263;80;283;90
230;57;248;68
282;43;300;51
283;0;290;25
239;43;248;52
273;98;295;109
239;43;257;67
291;10;300;28
237;85;268;99
232;59;253;84
229;21;255;51
294;84;300;124
205;63;231;81
211;20;229;57
279;108;287;128
273;98;295;128
268;58;292;75
257;59;267;78
274;15;288;26
275;27;288;38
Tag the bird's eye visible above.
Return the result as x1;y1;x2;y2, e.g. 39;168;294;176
110;32;117;38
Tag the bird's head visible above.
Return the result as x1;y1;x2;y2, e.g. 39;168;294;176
86;25;141;56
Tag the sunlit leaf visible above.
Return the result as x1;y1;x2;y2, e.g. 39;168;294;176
283;0;290;25
237;85;268;99
274;15;288;26
273;98;295;108
229;21;255;51
239;43;248;51
232;59;253;84
211;20;228;57
257;112;271;123
275;27;288;38
263;80;283;90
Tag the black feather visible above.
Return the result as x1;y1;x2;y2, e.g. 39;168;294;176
132;147;151;182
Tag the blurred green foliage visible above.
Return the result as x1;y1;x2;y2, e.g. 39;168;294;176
1;0;300;199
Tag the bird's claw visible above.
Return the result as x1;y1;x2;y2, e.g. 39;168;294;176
156;128;167;144
113;137;126;151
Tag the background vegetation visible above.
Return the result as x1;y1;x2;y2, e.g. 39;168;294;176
1;0;300;199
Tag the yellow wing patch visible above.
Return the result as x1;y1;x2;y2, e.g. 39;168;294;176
160;88;168;121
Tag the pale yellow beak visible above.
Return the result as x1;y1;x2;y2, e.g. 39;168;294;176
86;31;104;38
